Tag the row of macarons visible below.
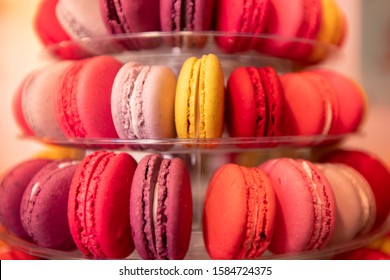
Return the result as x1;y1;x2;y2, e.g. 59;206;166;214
13;54;367;147
35;0;346;63
1;148;389;260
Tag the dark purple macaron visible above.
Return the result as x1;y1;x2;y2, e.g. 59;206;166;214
0;159;52;240
20;160;79;250
130;154;193;260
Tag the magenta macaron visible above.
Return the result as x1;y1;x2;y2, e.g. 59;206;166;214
0;159;52;240
130;154;193;260
20;160;79;250
68;150;137;258
260;158;336;254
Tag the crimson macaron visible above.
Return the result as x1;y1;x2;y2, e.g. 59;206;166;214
130;154;193;260
0;159;52;240
55;56;122;138
215;0;270;53
20;160;79;250
260;158;336;254
68;150;137;258
226;66;285;141
203;163;275;259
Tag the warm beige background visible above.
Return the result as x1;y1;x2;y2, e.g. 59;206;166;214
0;0;389;171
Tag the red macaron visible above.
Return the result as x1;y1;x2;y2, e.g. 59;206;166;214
55;56;122;139
203;163;276;259
68;151;137;258
130;154;193;260
226;66;285;144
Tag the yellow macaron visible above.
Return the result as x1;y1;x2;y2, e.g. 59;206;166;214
175;54;225;141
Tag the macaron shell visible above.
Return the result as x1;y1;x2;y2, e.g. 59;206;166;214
0;159;51;240
55;56;122;138
20;160;78;250
199;54;225;139
175;57;199;138
203;164;249;259
68;151;137;258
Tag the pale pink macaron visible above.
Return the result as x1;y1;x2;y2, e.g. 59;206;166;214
317;163;376;245
22;61;72;138
111;62;177;140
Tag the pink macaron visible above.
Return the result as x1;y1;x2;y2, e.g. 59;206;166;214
320;149;390;230
260;158;336;254
0;159;52;240
68;150;137;258
22;61;72;138
55;56;122;139
110;62;177;141
130;154;192;260
317;163;376;244
20;160;79;250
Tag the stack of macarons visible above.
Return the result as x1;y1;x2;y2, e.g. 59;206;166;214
0;151;193;259
33;0;346;63
203;149;390;259
13;54;367;148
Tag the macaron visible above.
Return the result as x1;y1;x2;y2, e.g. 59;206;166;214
280;71;338;138
0;159;52;240
55;56;122;139
260;158;336;254
175;54;225;141
203;163;275;259
334;248;390;260
56;0;120;55
22;61;72;139
100;0;161;49
215;0;270;53
20;160;79;250
316;163;376;244
160;0;215;48
260;0;322;60
130;154;192;260
111;62;177;140
68;151;137;258
33;0;86;59
309;69;368;134
320;149;390;230
226;66;285;141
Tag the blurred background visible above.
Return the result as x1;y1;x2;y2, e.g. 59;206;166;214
0;0;389;170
